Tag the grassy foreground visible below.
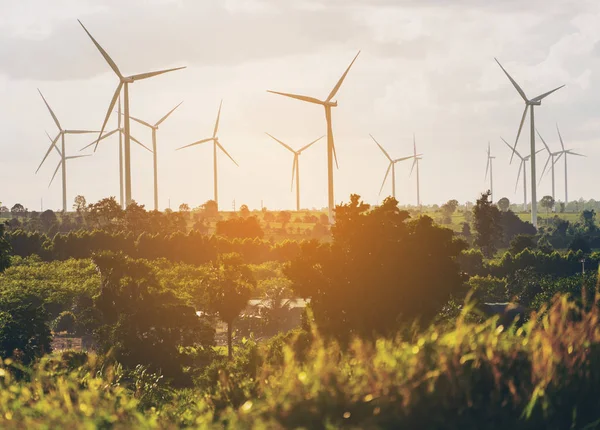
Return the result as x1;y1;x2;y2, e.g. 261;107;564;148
1;292;600;429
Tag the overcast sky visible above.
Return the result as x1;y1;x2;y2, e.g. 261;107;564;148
1;0;599;211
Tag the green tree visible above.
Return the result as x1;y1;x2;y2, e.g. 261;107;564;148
10;203;26;218
202;200;219;218
239;204;250;218
497;197;510;212
73;195;87;213
277;211;292;227
179;203;190;213
216;216;264;239
287;195;466;339
88;197;123;229
40;209;57;232
540;195;555;215
509;234;537;255
0;223;11;272
205;253;255;359
53;311;77;334
580;209;597;232
473;191;503;258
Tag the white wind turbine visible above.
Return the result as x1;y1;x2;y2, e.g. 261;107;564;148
44;132;92;195
36;90;97;212
536;129;561;202
78;20;185;208
501;137;542;211
553;124;585;204
485;142;495;202
125;102;183;211
80;97;152;208
495;58;564;227
176;101;238;209
370;134;419;200
265;133;324;211
409;134;423;208
268;51;360;223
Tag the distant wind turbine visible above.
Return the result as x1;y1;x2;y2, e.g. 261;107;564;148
36;90;97;212
409;134;423;207
553;124;585;204
370;134;419;200
81;97;152;208
495;58;564;227
536;129;561;201
268;51;360;223
78;20;185;208
176;101;238;209
485;142;495;202
44;132;91;193
125;102;183;211
265;133;323;211
501;137;542;211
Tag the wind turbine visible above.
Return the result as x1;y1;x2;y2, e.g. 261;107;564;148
369;134;418;200
265;133;324;211
501;137;541;211
485;142;495;202
36;90;97;212
409;133;423;208
78;20;185;208
536;129;561;201
268;51;360;223
80;97;152;208
125;102;183;211
554;124;585;204
495;58;564;227
176;101;238;209
44;132;91;194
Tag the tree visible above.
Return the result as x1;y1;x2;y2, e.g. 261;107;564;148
87;197;123;229
40;209;57;231
0;223;11;272
509;234;537;255
497;197;510;212
569;235;591;254
53;311;77;334
286;195;466;339
540;195;555;215
201;200;219;218
216;216;264;239
0;206;9;215
580;209;597;232
239;204;250;218
473;191;503;258
73;195;87;213
441;199;459;222
205;253;255;359
10;203;26;218
277;211;292;227
179;203;190;213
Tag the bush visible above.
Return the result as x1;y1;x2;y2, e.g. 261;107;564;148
53;311;77;334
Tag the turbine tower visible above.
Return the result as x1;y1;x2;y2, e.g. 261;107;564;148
78;20;185;208
485;142;495;202
495;58;564;227
176;101;238;209
81;97;152;209
369;134;418;200
409;133;423;208
265;133;323;211
268;51;360;223
554;124;585;204
126;102;183;211
36;90;97;212
536;129;561;201
501;137;540;211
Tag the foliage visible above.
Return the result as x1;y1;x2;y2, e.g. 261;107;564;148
0;224;11;273
510;234;537;255
287;195;466;338
216;216;264;240
497;197;510;212
540;195;555;214
473;191;503;257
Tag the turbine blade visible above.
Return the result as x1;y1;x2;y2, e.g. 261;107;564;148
567;151;585;157
127;115;154;129
553;152;564;165
155;101;183;127
500;136;523;160
394;154;419;162
265;132;295;153
213;100;222;138
95;82;123;152
413;133;417;157
216;141;239;167
78;20;122;79
129;66;186;82
326;50;361;102
530;85;565;103
515;161;523;193
81;128;118;152
36;132;61;173
494;58;528;102
49;159;62;188
175;137;213;151
332;141;339;170
511;105;528;164
409;158;417;177
485;158;490;182
38;89;62;130
536;129;551;153
540;155;552;181
267;90;323;105
370;134;392;161
129;134;152;153
66;154;92;160
298;135;324;153
65;129;98;134
556;123;565;151
291;155;297;191
379;162;392;195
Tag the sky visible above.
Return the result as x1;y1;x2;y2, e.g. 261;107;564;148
1;0;600;212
